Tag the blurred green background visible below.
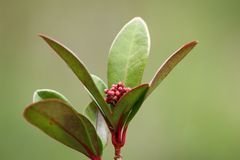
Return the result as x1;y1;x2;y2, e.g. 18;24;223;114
1;0;240;159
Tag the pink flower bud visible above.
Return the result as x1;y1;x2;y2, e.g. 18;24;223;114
118;82;124;86
115;91;120;96
104;89;108;93
118;87;123;91
107;90;115;95
113;96;118;101
111;88;117;92
104;82;131;106
112;84;117;88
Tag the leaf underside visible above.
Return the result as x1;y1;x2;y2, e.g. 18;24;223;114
147;41;198;96
24;99;103;159
85;102;109;148
33;89;72;105
85;75;109;147
32;78;110;149
125;93;147;126
126;41;198;125
112;84;149;125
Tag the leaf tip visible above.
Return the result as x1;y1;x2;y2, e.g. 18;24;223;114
131;17;145;24
185;40;199;48
38;33;48;39
130;17;151;53
38;33;54;45
38;34;60;46
32;90;39;102
32;89;51;102
125;17;148;29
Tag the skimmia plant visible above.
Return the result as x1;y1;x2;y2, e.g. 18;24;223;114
24;17;198;160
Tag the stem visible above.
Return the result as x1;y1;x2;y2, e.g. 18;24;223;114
92;157;102;160
91;157;102;160
111;126;128;160
114;155;123;160
114;145;123;160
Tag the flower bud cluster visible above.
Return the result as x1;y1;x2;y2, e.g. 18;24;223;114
104;82;131;106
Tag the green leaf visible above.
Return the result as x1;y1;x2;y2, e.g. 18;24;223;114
39;34;114;128
85;102;109;148
125;95;146;126
85;75;109;147
147;41;198;96
107;17;150;88
112;84;149;125
91;75;107;97
24;99;102;159
33;89;72;105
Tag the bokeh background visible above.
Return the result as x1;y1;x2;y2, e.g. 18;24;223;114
1;0;240;159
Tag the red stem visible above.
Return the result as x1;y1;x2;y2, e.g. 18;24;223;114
114;145;122;160
92;157;102;160
111;125;128;160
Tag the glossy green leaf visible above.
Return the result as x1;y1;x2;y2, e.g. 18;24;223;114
39;35;114;127
85;102;109;148
33;89;72;105
107;17;150;88
24;99;103;159
125;95;146;126
85;75;109;147
112;84;149;125
85;102;99;127
91;75;107;97
147;41;198;96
